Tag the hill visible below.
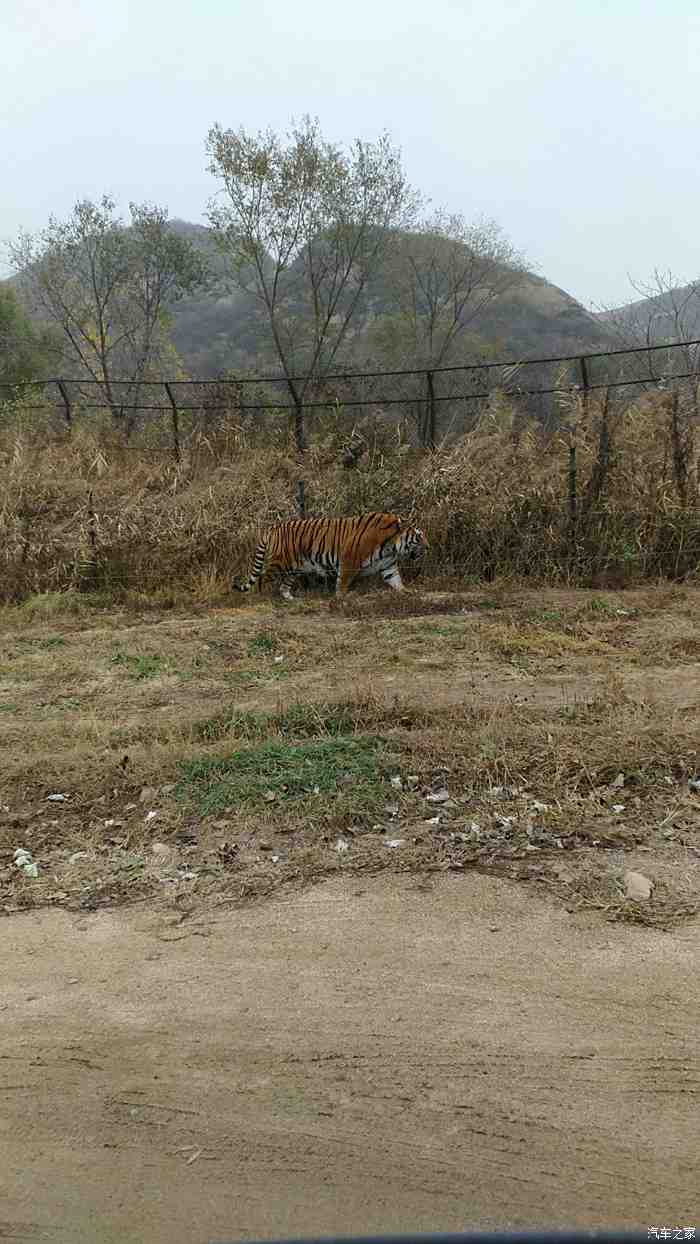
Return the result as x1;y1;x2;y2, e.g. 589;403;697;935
595;277;700;346
2;218;616;379
165;221;615;376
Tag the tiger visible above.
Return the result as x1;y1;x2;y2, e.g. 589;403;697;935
234;512;428;601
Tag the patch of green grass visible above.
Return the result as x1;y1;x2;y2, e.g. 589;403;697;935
583;596;617;616
15;634;67;651
193;708;270;743
526;608;564;624
18;590;114;620
177;735;386;816
0;701;19;713
247;631;276;656
192;699;379;745
111;648;170;680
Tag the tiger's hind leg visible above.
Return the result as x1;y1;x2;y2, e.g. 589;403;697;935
335;562;359;596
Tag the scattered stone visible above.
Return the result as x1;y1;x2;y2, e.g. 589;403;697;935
150;842;173;859
273;655;284;664
425;789;450;804
145;810;159;822
531;800;549;813
47;793;68;803
623;870;653;901
424;816;441;826
384;838;406;849
406;775;419;787
611;773;625;789
139;787;157;804
262;790;276;803
611;804;625;814
334;837;349;854
13;848;39;878
258;841;273;851
688;777;700;793
390;775;403;790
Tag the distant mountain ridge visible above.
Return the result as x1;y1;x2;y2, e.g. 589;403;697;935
3;217;618;379
165;220;616;376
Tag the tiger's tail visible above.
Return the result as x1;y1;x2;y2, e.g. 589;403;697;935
234;536;268;593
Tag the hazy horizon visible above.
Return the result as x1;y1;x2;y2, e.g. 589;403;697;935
3;0;700;311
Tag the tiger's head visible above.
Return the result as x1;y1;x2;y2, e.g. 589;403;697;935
397;524;429;562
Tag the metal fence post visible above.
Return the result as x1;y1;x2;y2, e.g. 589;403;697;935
426;371;436;449
55;379;72;427
163;383;181;463
568;443;578;556
579;355;590;417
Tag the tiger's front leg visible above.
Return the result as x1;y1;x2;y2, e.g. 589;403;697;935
382;565;404;591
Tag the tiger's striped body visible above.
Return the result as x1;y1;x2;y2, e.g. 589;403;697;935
234;513;428;600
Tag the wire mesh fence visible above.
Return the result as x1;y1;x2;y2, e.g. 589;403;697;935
2;337;699;482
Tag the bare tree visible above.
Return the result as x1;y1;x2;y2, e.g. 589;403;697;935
365;210;525;444
205;115;420;450
389;210;525;368
9;197;208;432
599;268;700;390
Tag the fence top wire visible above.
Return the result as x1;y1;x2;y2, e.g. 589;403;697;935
2;337;700;393
10;368;698;416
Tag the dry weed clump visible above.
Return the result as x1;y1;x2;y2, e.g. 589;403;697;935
1;389;700;603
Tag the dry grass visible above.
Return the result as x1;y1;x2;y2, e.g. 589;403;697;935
1;585;699;925
1;387;700;603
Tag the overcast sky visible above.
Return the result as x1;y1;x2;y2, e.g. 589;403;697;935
3;0;699;308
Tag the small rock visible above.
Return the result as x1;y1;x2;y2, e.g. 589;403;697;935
688;777;700;793
273;655;285;664
611;773;625;789
150;842;173;859
424;816;441;826
611;804;625;814
623;870;653;901
262;790;276;803
47;793;69;803
271;854;281;863
145;810;159;822
334;837;349;854
384;838;406;849
139;786;157;804
390;775;403;790
22;862;39;878
406;775;419;787
425;789;450;804
258;841;273;851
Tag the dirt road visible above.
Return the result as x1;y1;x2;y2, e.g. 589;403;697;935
1;873;697;1243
